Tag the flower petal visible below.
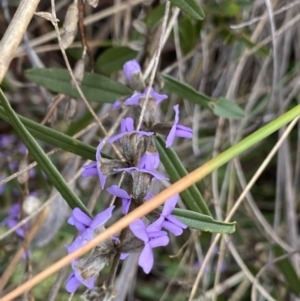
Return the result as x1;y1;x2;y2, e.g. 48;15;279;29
72;208;92;226
148;87;168;105
89;206;114;230
122;198;131;214
149;235;169;248
139;243;153;274
130;219;148;242
162;221;183;236
147;217;164;232
65;272;81;293
123;59;141;81
82;162;98;177
167;214;187;229
107;185;131;199
124;93;142;106
162;194;178;216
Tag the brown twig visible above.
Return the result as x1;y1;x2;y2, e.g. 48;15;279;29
78;0;94;71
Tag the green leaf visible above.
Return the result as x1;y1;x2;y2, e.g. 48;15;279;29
170;0;205;20
162;74;213;108
0;106;112;160
178;16;197;54
273;245;300;295
173;208;236;233
0;89;90;215
212;97;244;119
144;3;165;28
155;136;211;216
25;68;132;103
96;47;137;74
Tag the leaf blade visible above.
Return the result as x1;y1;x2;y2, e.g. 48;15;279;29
169;0;205;20
156;136;211;216
25;68;132;103
162;74;212;108
173;208;236;234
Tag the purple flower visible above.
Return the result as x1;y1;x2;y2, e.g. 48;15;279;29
2;203;27;237
147;194;187;236
67;206;114;252
107;185;132;214
68;208;92;233
82;162;98;177
124;88;168;106
114;166;168;181
65;271;82;293
138;152;160;171
107;118;154;143
65;269;95;293
123;59;141;82
166;105;193;148
112;100;121;109
81;141;107;188
130;219;169;273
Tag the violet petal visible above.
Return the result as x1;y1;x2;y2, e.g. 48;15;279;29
139;243;153;274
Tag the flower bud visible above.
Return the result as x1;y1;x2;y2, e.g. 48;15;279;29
123;60;145;91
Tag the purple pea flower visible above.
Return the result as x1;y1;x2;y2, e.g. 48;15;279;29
166;105;193;148
107;185;132;214
66;206;115;293
68;208;92;233
123;59;141;82
67;206;114;252
124;87;168;106
81;141;107;189
130;219;169;273
147;194;187;236
107;117;154;143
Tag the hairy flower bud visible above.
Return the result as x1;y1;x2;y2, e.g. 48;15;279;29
123;59;145;91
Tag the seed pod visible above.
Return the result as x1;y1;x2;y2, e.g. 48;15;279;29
85;0;99;8
17;158;30;184
61;1;78;49
64;98;78;122
73;58;85;85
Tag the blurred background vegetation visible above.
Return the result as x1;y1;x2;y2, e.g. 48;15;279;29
1;0;300;300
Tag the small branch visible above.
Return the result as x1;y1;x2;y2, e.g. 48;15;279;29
0;0;40;83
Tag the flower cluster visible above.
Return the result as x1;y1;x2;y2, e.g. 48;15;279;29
65;207;115;293
66;59;191;294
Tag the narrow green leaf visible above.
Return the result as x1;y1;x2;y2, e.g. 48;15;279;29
212;97;244;119
162;74;213;108
156;136;211;216
273;245;300;295
169;0;205;20
173;208;236;234
178;16;197;54
96;47;137;74
0;106;102;160
0;89;89;214
25;68;132;103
